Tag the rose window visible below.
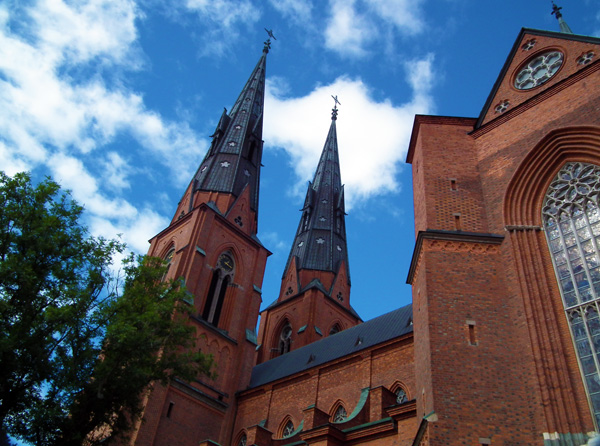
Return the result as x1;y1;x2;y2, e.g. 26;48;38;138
514;51;563;90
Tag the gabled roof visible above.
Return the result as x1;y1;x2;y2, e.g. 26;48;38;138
476;28;600;129
248;304;413;388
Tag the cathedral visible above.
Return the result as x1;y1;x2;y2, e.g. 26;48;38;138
127;7;600;446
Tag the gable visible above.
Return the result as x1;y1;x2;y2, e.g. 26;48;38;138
477;28;600;128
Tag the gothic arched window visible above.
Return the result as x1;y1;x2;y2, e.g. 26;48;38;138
202;252;235;327
395;387;408;404
543;162;600;425
279;322;292;355
162;248;175;281
282;419;294;438
329;323;341;335
237;433;247;446
333;404;347;422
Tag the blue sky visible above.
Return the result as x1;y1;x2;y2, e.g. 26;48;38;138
1;0;599;323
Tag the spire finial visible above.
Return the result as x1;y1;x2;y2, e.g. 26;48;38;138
331;95;341;120
551;2;573;34
264;28;276;53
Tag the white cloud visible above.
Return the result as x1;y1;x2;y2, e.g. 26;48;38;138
29;0;140;65
260;231;288;253
324;0;426;57
264;54;436;208
364;0;425;35
268;0;313;25
0;0;206;255
325;0;373;57
184;0;261;56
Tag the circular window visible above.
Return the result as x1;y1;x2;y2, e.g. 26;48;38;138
514;50;563;90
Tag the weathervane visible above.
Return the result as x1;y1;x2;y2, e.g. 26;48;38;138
331;95;341;120
263;28;276;53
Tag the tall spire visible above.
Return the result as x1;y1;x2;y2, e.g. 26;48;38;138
551;2;573;34
191;41;269;222
284;102;350;282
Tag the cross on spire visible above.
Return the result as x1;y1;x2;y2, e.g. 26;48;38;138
551;2;573;34
331;95;341;120
263;28;276;53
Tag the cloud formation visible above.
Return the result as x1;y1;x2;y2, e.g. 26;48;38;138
264;54;436;208
184;0;261;56
324;0;426;57
0;0;204;252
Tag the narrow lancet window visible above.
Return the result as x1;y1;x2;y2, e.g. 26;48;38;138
279;322;292;355
333;405;347;422
543;162;600;425
202;252;235;327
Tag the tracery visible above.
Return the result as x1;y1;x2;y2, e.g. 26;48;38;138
543;162;600;424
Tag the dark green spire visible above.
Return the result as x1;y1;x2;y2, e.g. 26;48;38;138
192;45;268;215
284;106;350;282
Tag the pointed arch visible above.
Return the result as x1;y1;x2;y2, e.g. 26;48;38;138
502;126;600;433
202;250;236;327
328;321;343;336
161;244;176;281
234;430;247;446
390;381;410;405
329;399;348;423
504;126;600;226
271;316;294;358
278;416;295;439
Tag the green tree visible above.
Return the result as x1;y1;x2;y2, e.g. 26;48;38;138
0;172;213;446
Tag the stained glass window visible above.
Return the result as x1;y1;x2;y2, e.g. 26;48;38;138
238;434;246;446
282;420;294;438
543;162;600;425
395;387;408;404
333;405;347;422
279;322;292;355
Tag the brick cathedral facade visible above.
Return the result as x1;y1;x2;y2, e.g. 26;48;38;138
127;22;600;446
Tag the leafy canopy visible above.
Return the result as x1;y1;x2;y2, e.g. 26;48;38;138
0;172;213;446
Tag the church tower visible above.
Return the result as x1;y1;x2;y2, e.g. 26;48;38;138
407;7;600;445
256;106;361;364
129;40;272;446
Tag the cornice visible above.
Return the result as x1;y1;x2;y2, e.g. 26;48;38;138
406;230;504;284
406;115;477;164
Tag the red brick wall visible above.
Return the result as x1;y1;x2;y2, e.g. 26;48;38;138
234;336;415;445
409;40;600;446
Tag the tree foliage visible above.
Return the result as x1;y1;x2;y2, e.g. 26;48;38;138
0;172;214;446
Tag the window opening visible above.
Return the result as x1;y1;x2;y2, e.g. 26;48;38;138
450;179;458;190
163;248;175;281
333;405;347;422
166;402;174;418
543;162;600;426
282;420;294;438
202;253;234;326
238;433;247;446
279;322;292;355
468;323;477;346
247;140;256;162
395;388;408;404
329;324;341;335
454;214;462;231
